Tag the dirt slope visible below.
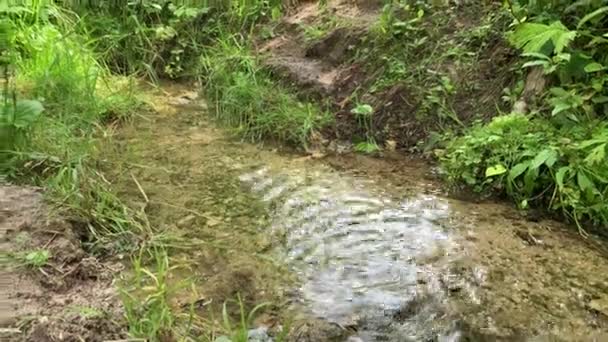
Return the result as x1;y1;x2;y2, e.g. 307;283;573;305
258;0;515;148
1;185;126;341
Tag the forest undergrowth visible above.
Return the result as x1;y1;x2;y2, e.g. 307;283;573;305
2;0;608;340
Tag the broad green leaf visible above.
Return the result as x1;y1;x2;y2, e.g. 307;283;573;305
351;104;373;117
592;95;608;104
584;62;605;73
551;102;571;116
485;164;507;177
555;167;570;190
577;6;608;29
523;167;539;195
549;87;570;97
530;149;555;170
577;171;595;191
578;138;605;149
510;21;576;54
584;143;606;165
12;100;44;128
508;162;529;181
545;150;558;167
522;60;549;68
521;52;551;61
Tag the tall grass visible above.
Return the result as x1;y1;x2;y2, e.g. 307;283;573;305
2;2;151;253
200;35;331;146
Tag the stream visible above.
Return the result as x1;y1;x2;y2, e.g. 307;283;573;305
238;157;608;341
111;85;608;342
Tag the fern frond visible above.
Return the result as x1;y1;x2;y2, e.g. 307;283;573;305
509;21;576;55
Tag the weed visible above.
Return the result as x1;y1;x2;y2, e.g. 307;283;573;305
200;35;331;146
216;294;270;342
355;140;381;154
67;305;104;319
23;249;50;268
121;248;183;341
300;13;341;43
350;103;380;153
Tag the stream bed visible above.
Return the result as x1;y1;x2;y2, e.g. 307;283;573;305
111;85;608;342
239;155;608;341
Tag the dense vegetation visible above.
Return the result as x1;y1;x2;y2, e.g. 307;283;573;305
2;0;607;340
441;0;608;233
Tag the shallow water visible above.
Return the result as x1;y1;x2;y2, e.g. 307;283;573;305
241;166;455;339
111;85;608;341
239;158;608;341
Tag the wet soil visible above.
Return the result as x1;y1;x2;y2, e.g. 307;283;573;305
1;185;126;341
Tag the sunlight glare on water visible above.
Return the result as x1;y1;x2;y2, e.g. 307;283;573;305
240;165;456;340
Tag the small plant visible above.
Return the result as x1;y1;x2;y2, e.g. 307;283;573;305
351;103;380;153
121;248;176;340
216;294;269;342
355;140;380;154
23;249;50;268
67;305;104;319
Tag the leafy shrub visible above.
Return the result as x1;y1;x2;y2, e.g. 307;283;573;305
442;113;607;231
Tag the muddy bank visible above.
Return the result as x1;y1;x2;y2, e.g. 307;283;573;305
1;185;126;341
260;0;515;149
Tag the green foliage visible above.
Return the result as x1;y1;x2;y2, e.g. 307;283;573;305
65;0;283;79
509;21;576;54
355;140;381;154
2;2;147;250
24;249;50;268
218;295;269;342
373;1;426;38
442;113;607;231
443;1;608;232
121;249;179;341
200;35;331;146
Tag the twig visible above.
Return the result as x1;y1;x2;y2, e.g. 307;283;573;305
130;172;149;203
0;328;21;334
42;233;57;249
61;261;82;279
150;200;211;219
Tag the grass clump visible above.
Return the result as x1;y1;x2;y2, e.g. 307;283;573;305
200;36;331;146
121;249;181;340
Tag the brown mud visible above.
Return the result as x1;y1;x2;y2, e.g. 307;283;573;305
1;185;126;341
